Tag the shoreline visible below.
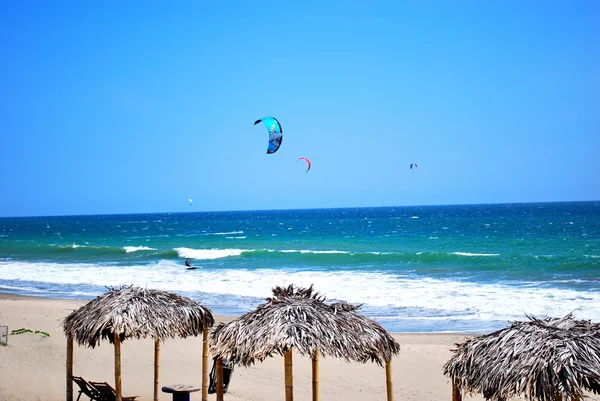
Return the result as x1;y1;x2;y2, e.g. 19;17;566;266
0;291;470;336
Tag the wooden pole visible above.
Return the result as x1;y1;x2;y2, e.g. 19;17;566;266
312;349;319;401
451;379;462;401
216;358;224;401
284;350;294;401
202;327;209;401
114;332;122;401
66;335;73;401
154;339;160;401
385;359;393;401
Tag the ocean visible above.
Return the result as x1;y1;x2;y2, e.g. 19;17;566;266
1;201;598;333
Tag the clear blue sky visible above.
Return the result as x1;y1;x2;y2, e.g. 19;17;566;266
1;1;598;217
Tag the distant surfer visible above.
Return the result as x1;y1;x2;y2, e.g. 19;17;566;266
185;259;197;270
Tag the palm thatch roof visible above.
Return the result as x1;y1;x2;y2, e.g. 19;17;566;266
63;286;214;347
210;284;400;367
443;313;600;401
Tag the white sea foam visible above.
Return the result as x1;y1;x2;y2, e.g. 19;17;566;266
1;260;599;325
451;252;500;257
174;247;247;259
203;231;244;236
123;246;156;253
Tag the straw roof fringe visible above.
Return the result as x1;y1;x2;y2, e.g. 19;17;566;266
210;284;400;367
443;313;600;401
63;285;214;347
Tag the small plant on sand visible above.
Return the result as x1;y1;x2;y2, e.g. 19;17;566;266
10;328;50;338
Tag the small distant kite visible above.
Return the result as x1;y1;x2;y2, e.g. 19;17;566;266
297;157;311;172
188;199;193;206
254;117;283;154
410;163;418;169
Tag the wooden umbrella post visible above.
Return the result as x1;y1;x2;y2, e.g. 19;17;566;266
452;379;462;401
385;359;393;401
202;327;209;401
66;335;73;401
216;358;224;401
154;339;160;401
312;349;319;401
114;332;122;401
285;350;294;401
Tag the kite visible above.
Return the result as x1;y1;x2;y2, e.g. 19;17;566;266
297;157;311;172
410;163;418;169
188;199;193;206
254;117;283;154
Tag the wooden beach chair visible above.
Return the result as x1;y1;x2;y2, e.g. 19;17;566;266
89;381;138;401
71;376;101;401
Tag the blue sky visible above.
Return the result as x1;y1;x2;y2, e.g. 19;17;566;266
1;1;598;217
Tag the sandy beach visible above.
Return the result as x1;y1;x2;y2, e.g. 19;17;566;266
1;292;598;401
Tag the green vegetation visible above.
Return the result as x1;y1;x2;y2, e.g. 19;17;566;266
10;328;50;337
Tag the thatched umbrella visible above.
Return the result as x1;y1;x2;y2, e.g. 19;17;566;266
210;284;400;401
63;286;214;401
443;314;600;401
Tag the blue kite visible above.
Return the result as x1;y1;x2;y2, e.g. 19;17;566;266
254;117;283;154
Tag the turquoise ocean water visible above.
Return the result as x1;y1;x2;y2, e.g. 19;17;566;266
1;201;598;333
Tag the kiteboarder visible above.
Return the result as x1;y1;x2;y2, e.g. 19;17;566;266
185;259;191;267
